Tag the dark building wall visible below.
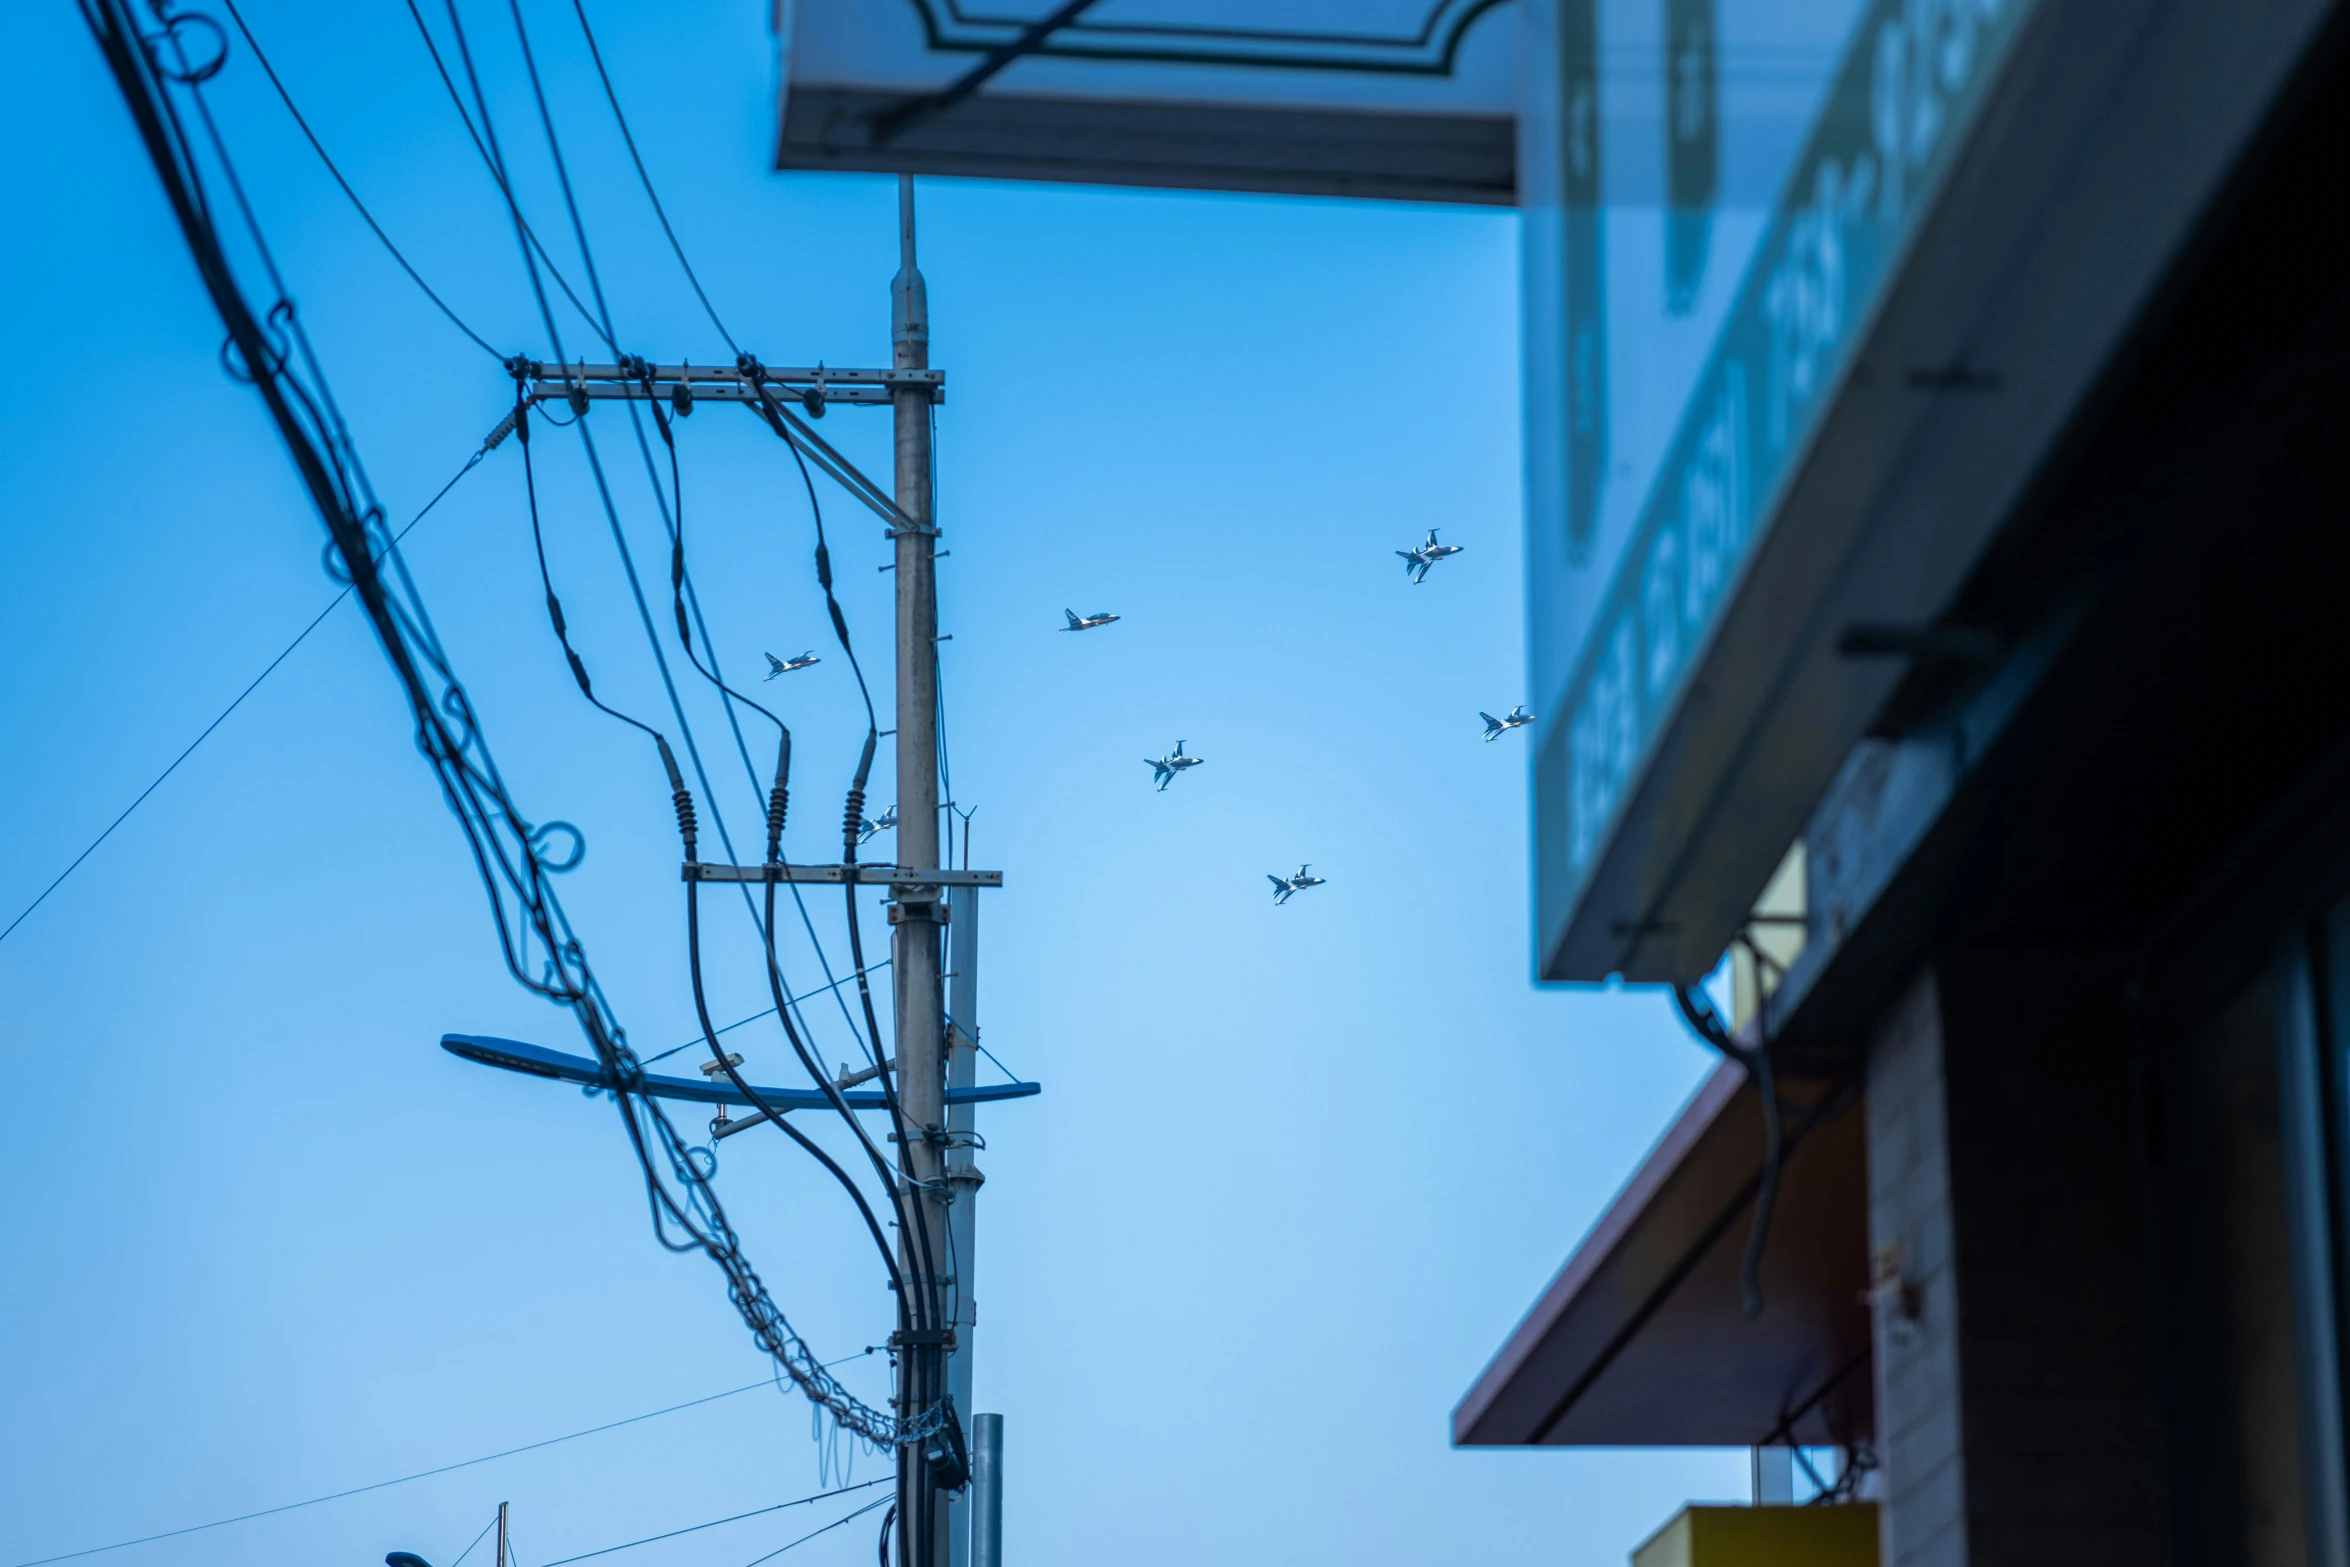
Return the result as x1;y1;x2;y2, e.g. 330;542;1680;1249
1867;970;1969;1567
2150;969;2309;1566
1866;957;2167;1567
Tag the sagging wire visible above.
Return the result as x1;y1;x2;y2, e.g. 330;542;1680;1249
473;6;937;1463
743;372;954;1567
568;183;931;1362
446;0;754;932
401;0;612;352
566;0;737;355
441;0;904;1346
638;961;890;1069
217;0;500;360
1672;982;1784;1319
742;373;938;1249
447;0;947;1465
84;0;943;1451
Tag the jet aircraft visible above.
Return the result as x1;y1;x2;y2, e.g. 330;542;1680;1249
1147;742;1204;791
1062;609;1121;632
763;650;820;679
1481;704;1534;741
1397;528;1465;584
1267;865;1326;905
858;803;898;845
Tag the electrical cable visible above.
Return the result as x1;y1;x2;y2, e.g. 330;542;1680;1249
565;0;737;354
637;961;890;1069
81;0;941;1453
515;396;669;749
1671;983;1785;1319
489;4;921;1316
443;1513;500;1567
4;1378;772;1567
217;0;501;360
400;0;612;351
738;1494;897;1567
0;443;485;950
535;1479;890;1567
742;378;943;1326
469;0;940;1448
453;3;756;921
688;869;911;1302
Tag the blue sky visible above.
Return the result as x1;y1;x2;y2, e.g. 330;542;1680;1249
0;4;1740;1565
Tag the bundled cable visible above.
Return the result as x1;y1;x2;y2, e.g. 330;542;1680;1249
82;0;945;1451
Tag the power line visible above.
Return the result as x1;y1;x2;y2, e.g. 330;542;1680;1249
0;447;486;950
399;0;611;353
739;1494;898;1567
219;0;501;360
443;1514;501;1567
84;0;941;1453
639;961;892;1068
4;1378;773;1567
536;1478;890;1567
565;0;737;355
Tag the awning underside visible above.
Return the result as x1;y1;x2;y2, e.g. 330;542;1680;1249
1455;1062;1871;1448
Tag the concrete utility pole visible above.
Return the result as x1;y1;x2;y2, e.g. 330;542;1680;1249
945;884;984;1567
889;171;951;1567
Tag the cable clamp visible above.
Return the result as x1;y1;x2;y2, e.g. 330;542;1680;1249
890;1328;957;1350
884;521;942;540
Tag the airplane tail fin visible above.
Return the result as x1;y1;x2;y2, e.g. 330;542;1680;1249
1064;609;1080;629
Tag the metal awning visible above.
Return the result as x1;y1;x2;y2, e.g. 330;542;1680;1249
772;1;1518;204
1454;1059;1869;1447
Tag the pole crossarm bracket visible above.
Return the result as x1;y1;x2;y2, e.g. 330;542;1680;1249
683;863;1004;887
504;356;939;538
517;361;943;409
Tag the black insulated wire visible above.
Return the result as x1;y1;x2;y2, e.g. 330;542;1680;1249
218;0;501;361
686;871;909;1308
515;391;672;757
1672;982;1785;1320
565;0;738;355
401;0;612;353
92;0;950;1451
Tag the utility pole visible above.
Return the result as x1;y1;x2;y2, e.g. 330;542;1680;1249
443;181;1006;1567
495;1501;508;1567
889;171;951;1567
945;884;983;1567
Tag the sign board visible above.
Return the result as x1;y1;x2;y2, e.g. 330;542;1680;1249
1522;0;2033;980
774;1;1521;203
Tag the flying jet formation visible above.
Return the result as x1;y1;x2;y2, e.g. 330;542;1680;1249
858;803;898;845
1267;865;1326;905
1147;742;1204;791
1481;704;1534;740
1062;609;1121;632
763;650;820;679
1396;528;1465;584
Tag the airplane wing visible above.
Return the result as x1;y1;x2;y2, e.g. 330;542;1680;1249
1268;874;1289;891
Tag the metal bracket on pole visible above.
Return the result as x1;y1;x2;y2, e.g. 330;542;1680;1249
502;357;939;538
514;361;944;407
682;864;1002;886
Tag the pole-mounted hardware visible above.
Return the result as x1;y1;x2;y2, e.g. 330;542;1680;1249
681;863;1002;886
